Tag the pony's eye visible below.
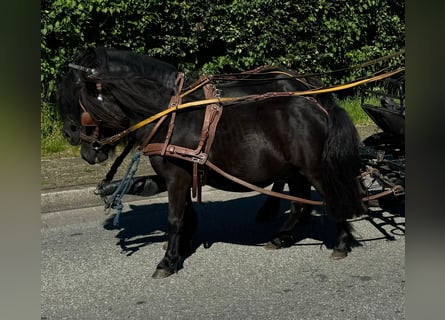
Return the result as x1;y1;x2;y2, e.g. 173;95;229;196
70;125;77;132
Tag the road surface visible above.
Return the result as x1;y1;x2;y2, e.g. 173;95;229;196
41;188;405;320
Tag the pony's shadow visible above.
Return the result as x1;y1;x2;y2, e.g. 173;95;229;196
103;192;405;261
103;194;314;254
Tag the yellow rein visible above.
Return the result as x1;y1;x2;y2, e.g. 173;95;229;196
99;67;405;146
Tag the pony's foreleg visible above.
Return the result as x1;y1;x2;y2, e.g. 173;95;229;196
179;190;198;255
152;186;197;279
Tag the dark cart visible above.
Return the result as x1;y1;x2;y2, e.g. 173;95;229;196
359;72;405;210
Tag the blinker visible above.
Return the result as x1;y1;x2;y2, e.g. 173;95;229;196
81;111;97;127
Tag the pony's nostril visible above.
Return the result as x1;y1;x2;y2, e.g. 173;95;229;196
63;129;71;139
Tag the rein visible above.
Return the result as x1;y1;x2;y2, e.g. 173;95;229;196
95;67;405;147
210;49;405;80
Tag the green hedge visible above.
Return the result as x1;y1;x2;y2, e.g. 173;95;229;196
41;0;404;139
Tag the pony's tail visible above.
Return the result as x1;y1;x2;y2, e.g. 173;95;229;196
321;106;366;221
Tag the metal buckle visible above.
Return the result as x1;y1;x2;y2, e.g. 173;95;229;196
91;140;103;151
191;153;208;164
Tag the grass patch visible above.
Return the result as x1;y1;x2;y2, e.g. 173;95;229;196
338;96;376;125
41;102;80;158
41;132;80;158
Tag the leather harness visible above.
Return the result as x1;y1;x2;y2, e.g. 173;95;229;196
141;74;223;202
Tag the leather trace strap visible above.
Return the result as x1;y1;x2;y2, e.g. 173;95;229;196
205;160;404;206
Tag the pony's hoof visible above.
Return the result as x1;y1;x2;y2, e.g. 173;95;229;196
264;238;283;250
264;242;280;250
330;250;348;260
152;268;174;279
203;241;212;249
264;235;293;250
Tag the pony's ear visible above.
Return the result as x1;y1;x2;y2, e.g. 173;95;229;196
94;46;109;71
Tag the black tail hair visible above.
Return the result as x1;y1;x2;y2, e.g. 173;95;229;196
321;106;366;221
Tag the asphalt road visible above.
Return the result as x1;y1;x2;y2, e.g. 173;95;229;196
41;188;405;320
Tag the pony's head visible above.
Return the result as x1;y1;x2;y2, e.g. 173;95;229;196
56;47;118;163
56;47;178;164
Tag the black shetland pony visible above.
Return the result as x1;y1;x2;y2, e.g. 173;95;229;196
57;47;365;278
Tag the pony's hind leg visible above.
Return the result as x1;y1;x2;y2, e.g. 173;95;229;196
309;177;356;259
330;220;354;259
265;175;312;249
311;172;363;259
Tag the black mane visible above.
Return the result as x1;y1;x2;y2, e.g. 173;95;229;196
58;47;179;130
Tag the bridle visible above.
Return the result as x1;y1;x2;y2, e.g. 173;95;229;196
78;97;103;150
70;63;107;151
